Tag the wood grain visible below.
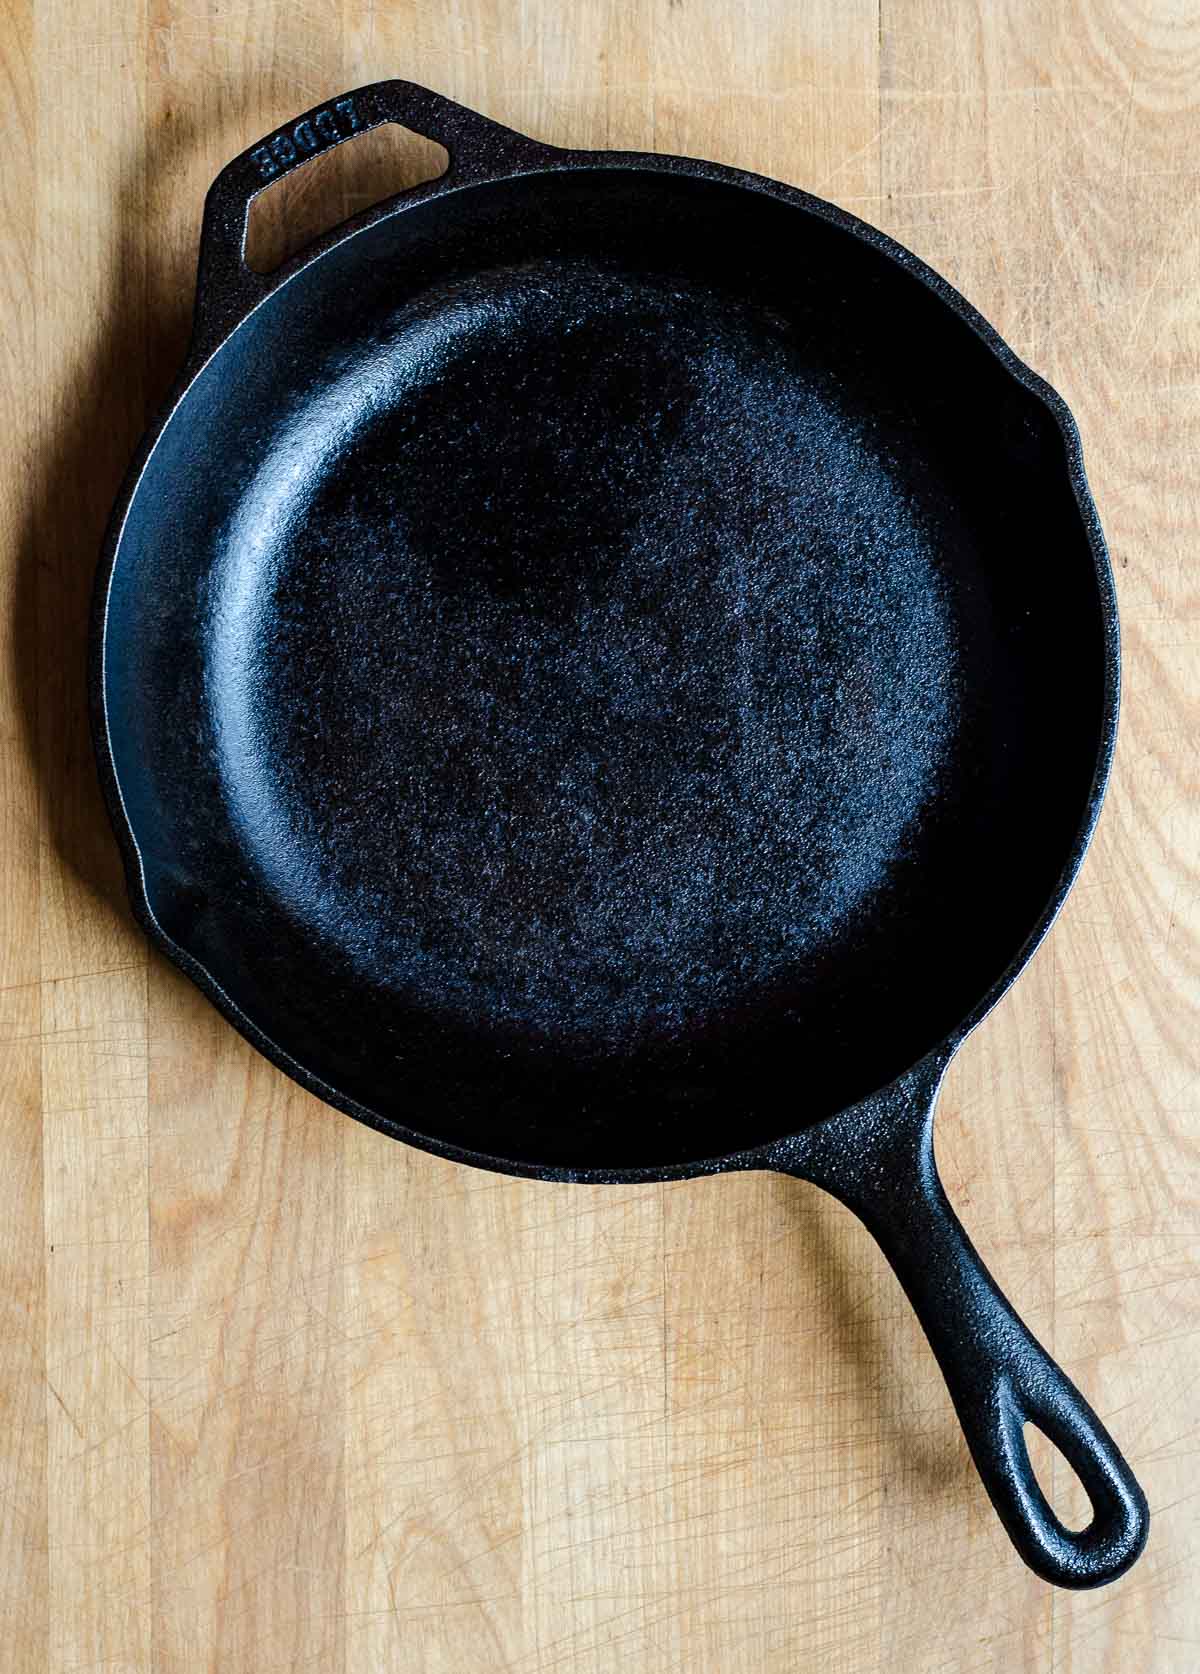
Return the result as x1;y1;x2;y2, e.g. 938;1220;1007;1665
2;1;1197;1668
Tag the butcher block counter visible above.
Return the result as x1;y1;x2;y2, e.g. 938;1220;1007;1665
1;0;1197;1668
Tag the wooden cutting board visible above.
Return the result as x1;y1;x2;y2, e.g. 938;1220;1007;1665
2;1;1196;1668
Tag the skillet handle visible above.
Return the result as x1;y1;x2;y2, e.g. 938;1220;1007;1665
776;1058;1149;1588
192;80;547;354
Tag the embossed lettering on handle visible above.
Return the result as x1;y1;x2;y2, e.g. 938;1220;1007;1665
192;81;544;357
249;97;362;181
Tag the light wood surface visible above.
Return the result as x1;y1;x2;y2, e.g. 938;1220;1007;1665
2;1;1197;1668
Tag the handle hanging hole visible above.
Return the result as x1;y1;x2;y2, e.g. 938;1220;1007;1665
1024;1422;1093;1533
244;125;449;274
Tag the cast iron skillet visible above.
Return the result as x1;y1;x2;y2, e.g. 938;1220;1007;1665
92;81;1149;1588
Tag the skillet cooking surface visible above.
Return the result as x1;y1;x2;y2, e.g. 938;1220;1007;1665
104;169;1105;1168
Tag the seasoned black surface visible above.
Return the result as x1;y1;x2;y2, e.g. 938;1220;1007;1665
94;92;1145;1592
228;264;963;1047
103;168;1106;1167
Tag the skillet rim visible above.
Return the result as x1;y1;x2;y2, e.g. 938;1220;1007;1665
89;125;1120;1183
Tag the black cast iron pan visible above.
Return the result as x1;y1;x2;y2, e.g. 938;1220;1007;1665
92;81;1149;1587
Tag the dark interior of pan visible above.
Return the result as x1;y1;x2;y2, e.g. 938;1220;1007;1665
102;166;1107;1171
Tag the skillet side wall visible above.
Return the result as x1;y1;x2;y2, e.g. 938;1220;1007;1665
101;166;1109;1172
